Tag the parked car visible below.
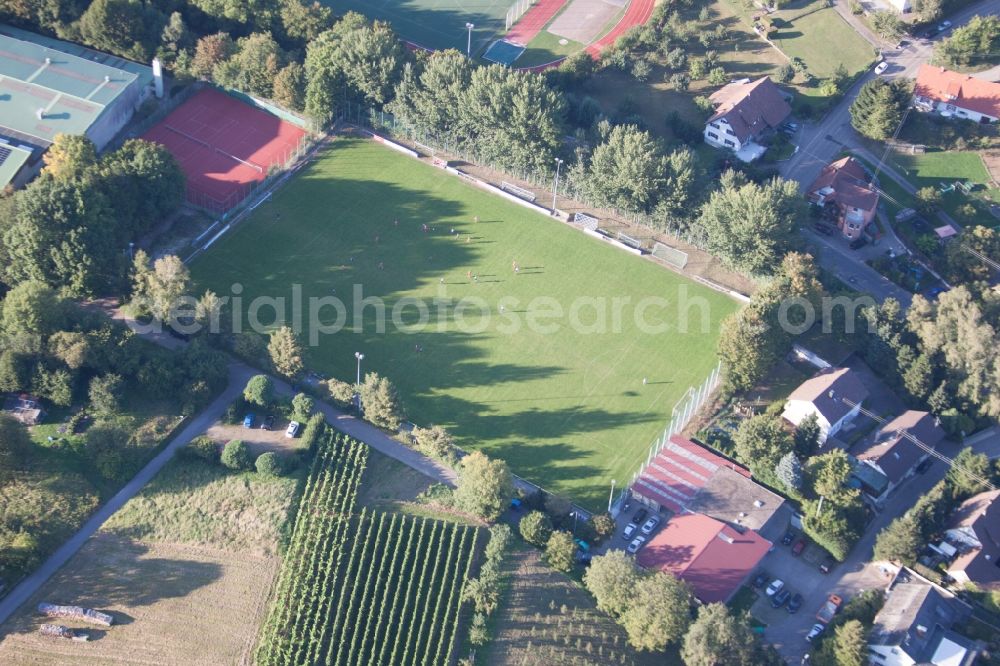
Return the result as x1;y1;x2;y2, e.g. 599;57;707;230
243;413;255;428
622;523;638;540
782;530;796;546
874;61;889;75
261;415;275;430
817;594;842;624
641;516;660;535
792;538;807;556
631;508;649;525
819;556;836;574
849;236;868;250
772;588;791;609
806;623;826;642
626;535;647;554
916;458;934;474
766;579;785;597
937;20;952;31
285;420;301;438
788;593;804;614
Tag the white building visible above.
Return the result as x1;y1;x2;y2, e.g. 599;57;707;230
703;77;791;162
913;64;1000;124
782;367;868;445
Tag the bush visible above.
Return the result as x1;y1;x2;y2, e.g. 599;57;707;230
243;374;274;406
291;392;315;420
181;435;219;463
298;412;326;452
520;510;554;546
221;439;252;470
776;63;795;83
590;513;616;542
255;451;284;476
326;378;356;406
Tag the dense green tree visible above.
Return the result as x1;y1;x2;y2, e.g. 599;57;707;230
86;424;133;481
811;449;856;504
243;374;274;406
452;451;514;522
589;513;616;541
0;415;32;477
268;326;303;379
915;186;942;215
278;0;334;45
801;497;861;561
583;550;641;618
1;280;66;338
519;510;553;546
947;447;993;497
718;308;775;392
544;530;577;572
0;352;30;393
873;514;922;564
681;603;761;666
582;124;666;212
935;15;1000;66
221;439;253;470
358;372;403;430
335;19;406;105
290;392;314;421
871;11;903;40
273;61;306;111
191;32;237;79
303;27;348;126
213;32;285;98
832;620;868;666
849;78;908;141
89;373;123;415
390;50;472;141
794;412;821;457
621;572;692;651
42;134;97;181
97;139;185;239
77;0;161;60
775;451;804;492
697;170;804;275
130;252;190;323
32;365;73;406
734;415;793;484
255;451;284;476
410;424;456;463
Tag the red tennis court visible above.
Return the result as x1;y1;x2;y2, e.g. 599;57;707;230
143;88;307;212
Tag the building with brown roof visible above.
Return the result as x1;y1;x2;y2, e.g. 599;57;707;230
782;367;869;445
808;157;879;240
914;64;1000;123
945;490;1000;590
630;435;784;532
853;411;945;504
703;76;791;162
635;512;772;603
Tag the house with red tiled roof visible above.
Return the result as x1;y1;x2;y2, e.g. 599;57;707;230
945;490;1000;590
703;76;791;162
636;512;772;603
853;410;945;505
913;64;1000;123
808;157;880;240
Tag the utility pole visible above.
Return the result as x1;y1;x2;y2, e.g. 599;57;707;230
552;158;563;212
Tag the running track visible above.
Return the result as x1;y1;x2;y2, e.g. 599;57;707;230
519;0;656;71
506;0;566;45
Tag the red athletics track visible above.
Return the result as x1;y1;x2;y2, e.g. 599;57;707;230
506;0;567;45
519;0;656;71
143;88;306;211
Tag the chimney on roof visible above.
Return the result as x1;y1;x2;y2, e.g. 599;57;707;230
718;532;735;544
35;108;44;120
915;624;928;638
754;500;764;508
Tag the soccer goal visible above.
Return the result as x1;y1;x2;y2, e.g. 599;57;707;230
653;242;689;269
505;0;538;30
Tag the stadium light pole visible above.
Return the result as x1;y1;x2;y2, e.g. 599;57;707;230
465;23;474;58
354;351;364;387
552;158;563;212
608;479;616;513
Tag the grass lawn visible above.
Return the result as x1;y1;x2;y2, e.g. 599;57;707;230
191;137;739;509
0;458;298;665
888;151;1000;226
517;30;586;68
321;0;509;52
765;0;874;79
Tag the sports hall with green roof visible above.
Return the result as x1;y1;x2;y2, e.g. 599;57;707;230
0;24;154;189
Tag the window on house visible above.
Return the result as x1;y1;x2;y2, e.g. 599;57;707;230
710;122;720;129
724;140;734;147
726;128;734;135
707;132;719;140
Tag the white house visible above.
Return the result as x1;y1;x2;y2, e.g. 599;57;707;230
782;367;868;445
703;76;791;162
869;571;978;666
914;64;1000;123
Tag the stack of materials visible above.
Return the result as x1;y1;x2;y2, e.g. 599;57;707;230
37;603;114;627
39;624;89;641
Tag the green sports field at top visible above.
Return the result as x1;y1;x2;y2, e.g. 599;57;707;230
190;138;740;509
321;0;510;52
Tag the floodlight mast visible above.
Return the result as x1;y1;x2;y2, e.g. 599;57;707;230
552;158;563;212
828;390;996;491
466;23;474;57
355;351;364;387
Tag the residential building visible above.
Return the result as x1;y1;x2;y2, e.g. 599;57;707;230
869;569;978;666
630;435;784;533
885;0;912;12
782;367;869;445
0;24;154;190
854;411;945;505
636;512;772;603
807;157;880;240
945;489;1000;590
703;76;791;162
913;64;1000;123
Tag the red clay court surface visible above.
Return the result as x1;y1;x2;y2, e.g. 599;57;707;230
517;0;656;71
143;88;306;211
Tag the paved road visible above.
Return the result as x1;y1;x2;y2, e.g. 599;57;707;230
768;427;1000;663
780;0;999;302
0;362;253;627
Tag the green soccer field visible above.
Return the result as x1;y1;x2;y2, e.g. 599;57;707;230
191;138;740;509
322;0;510;52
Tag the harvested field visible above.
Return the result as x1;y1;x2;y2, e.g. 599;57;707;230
0;535;278;665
